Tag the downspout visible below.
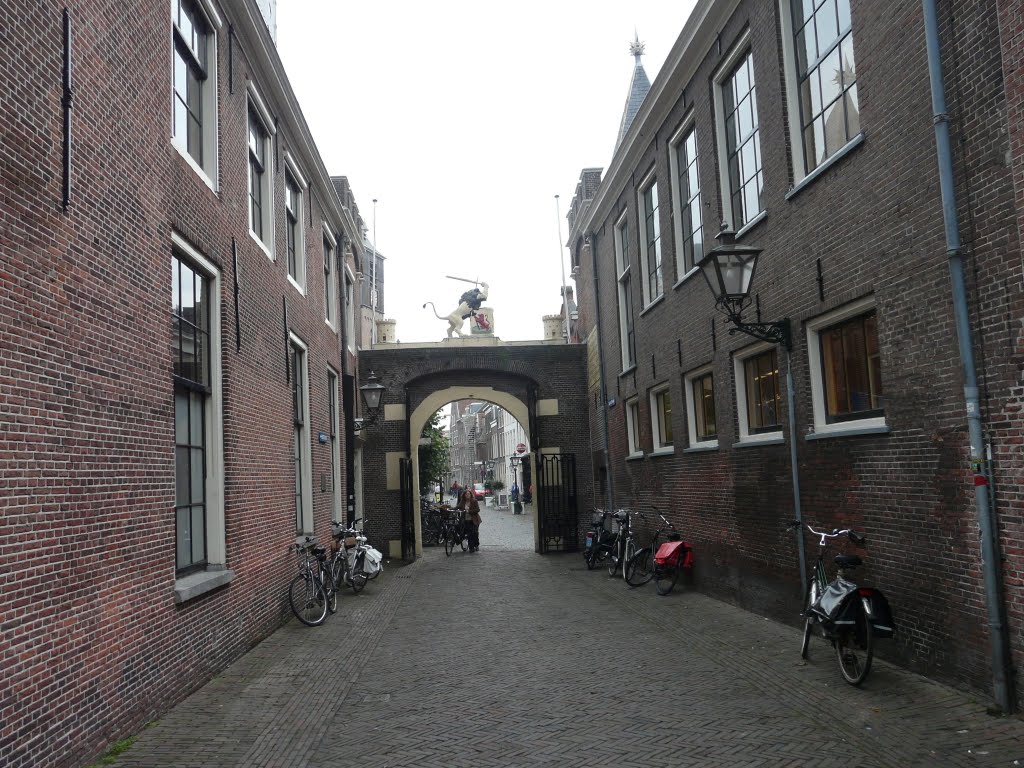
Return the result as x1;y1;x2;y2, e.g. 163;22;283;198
589;231;615;511
922;0;1012;712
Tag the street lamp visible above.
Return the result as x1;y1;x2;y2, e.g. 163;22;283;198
356;370;386;430
697;225;791;350
696;224;805;589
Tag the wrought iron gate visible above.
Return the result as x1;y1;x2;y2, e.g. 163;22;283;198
399;457;415;560
537;453;579;553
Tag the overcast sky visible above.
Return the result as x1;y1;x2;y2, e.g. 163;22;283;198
276;1;697;343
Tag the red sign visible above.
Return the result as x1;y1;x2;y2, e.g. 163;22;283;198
515;443;527;454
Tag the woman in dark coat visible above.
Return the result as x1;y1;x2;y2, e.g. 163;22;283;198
456;489;482;552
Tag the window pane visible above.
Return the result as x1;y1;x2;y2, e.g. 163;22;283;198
191;447;205;502
175;445;190;505
177;506;191;567
191;505;205;563
189;390;203;444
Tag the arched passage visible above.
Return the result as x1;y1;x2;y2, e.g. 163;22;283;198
408;386;537;554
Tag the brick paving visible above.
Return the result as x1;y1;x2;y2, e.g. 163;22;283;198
108;548;1024;768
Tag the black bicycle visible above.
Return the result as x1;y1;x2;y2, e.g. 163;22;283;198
790;521;895;686
584;509;617;570
605;509;636;579
625;511;679;588
442;508;468;557
288;537;336;626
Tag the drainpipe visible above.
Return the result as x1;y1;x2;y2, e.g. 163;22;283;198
922;0;1012;712
588;231;615;511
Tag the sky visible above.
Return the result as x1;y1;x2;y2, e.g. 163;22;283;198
276;1;698;343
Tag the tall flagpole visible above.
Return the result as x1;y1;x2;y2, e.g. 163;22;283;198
371;198;378;346
555;195;571;344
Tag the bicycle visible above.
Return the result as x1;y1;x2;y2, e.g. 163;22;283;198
288;537;336;626
790;521;895;686
442;508;468;557
606;509;637;579
330;521;368;594
583;509;616;570
624;510;679;588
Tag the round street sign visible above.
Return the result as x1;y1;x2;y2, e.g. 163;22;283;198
515;443;527;454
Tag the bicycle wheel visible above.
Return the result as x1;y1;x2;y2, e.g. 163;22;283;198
800;581;818;660
324;575;338;614
836;606;874;685
332;556;345;591
625;547;654;587
584;545;598;570
288;573;327;626
607;540;620;577
444;529;455;557
350;553;368;593
655;563;681;595
622;539;637;580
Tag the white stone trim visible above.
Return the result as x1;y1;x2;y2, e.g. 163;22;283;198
733;340;784;444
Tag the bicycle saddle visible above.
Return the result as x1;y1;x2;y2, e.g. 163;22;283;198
834;554;862;568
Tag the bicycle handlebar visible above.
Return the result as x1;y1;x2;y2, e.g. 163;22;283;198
788;520;865;546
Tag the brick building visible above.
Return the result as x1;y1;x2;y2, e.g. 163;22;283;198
567;0;1023;709
0;1;368;766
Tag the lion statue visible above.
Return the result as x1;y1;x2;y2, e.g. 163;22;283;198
423;282;489;339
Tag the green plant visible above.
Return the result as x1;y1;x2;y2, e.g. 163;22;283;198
85;735;137;767
490;480;505;492
418;411;450;495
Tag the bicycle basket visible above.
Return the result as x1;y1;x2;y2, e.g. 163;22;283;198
344;536;357;548
591;512;605;527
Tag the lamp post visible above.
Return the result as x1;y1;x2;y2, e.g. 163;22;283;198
696;225;806;591
356;370;386;430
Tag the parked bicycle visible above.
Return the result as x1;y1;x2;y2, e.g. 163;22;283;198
583;509;617;570
421;499;445;546
605;509;637;579
288;537;336;626
331;520;370;593
789;521;895;686
625;510;680;588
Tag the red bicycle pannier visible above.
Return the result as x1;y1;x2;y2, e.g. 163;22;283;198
655;540;691;567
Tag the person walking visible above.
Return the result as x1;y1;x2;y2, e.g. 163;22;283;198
456;488;482;552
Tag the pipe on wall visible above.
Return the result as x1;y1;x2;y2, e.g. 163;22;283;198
921;0;1012;712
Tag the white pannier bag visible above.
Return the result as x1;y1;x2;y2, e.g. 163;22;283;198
362;546;383;576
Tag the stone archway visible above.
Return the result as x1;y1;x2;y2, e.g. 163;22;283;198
408;385;537;555
356;341;592;560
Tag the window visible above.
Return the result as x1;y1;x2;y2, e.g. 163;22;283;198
715;41;763;230
625;398;642;456
171;0;219;183
247;93;274;253
684;366;718;448
344;271;355;353
285;172;304;287
782;0;860;177
805;299;884;437
327;368;342;523
614;213;636;370
172;238;223;577
669;123;704;278
638;174;663;305
323;229;337;329
291;337;312;533
740;347;782;436
650;385;674;451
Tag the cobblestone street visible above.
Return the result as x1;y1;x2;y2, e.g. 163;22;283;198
109;536;1024;768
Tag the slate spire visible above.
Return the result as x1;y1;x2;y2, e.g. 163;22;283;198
616;33;652;151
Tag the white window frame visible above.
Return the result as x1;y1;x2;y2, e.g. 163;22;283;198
778;0;860;184
625;397;643;458
734;341;785;444
327;367;342;523
806;296;886;436
247;85;275;258
283;153;308;293
323;226;338;331
683;364;718;450
614;211;636;371
343;264;356;354
649;383;674;453
668;115;704;283
636;168;663;307
290;333;313;535
713;30;764;233
171;231;226;597
170;0;221;189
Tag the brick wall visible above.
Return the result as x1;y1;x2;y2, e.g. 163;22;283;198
570;0;1023;706
0;1;359;766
